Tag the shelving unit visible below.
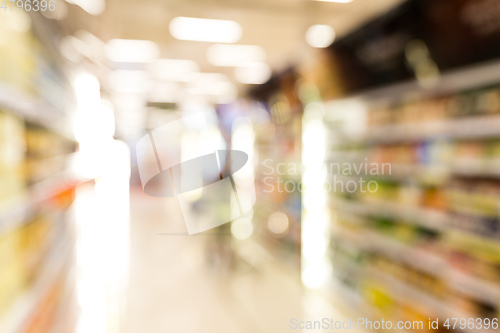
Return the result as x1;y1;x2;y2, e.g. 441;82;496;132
322;59;500;330
0;82;70;138
0;234;74;333
0;11;80;333
344;114;500;144
0;170;80;234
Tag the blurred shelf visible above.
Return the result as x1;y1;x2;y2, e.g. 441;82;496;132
385;162;500;180
447;269;500;308
327;161;500;180
331;251;494;333
324;275;384;323
366;266;486;332
0;170;80;236
333;225;445;276
326;58;500;107
333;225;500;307
0;234;73;333
0;82;74;140
331;197;448;232
341;115;500;144
324;39;500;333
332;195;500;241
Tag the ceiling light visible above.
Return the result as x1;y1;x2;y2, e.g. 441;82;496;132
207;44;266;67
234;62;272;84
305;25;335;48
73;103;115;144
74;73;100;109
105;39;160;63
148;59;200;81
169;17;242;43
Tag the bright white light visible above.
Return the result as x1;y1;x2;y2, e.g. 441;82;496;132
95;140;131;206
301;263;330;289
302;169;327;191
302;119;326;166
74;73;100;110
108;70;151;93
72;141;108;180
306;25;335;48
301;108;330;289
231;217;253;240
232;117;255;161
169;17;242;43
73;105;115;145
302;235;327;263
303;191;327;212
105;39;159;63
148;59;200;81
74;139;130;333
74;187;106;333
69;0;106;16
72;95;116;179
207;44;266;67
234;62;272;85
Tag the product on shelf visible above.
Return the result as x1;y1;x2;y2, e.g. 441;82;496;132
0;111;26;210
0;227;25;316
24;125;74;186
0;12;38;94
327;82;500;327
0;9;79;333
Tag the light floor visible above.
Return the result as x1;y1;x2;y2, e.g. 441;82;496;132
120;189;356;333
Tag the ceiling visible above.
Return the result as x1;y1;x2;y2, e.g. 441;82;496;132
56;0;406;91
45;0;407;136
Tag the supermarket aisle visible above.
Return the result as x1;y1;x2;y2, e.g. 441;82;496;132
122;189;349;333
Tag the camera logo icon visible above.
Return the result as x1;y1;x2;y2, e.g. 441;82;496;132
136;113;256;235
